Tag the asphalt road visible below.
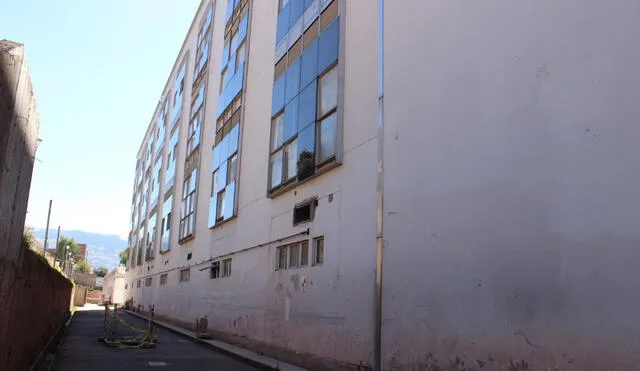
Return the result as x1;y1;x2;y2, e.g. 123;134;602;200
54;306;260;371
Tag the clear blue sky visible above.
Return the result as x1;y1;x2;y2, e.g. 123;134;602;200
1;0;201;239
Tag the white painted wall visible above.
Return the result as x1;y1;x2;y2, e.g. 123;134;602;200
383;0;640;369
127;0;379;367
125;0;640;369
103;267;126;305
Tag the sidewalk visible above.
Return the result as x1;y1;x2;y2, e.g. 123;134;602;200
53;305;262;371
125;310;307;371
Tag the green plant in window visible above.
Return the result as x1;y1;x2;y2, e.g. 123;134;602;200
297;150;314;180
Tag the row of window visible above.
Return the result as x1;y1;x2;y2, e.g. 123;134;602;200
130;0;341;264
270;0;340;194
276;236;324;270
132;236;326;287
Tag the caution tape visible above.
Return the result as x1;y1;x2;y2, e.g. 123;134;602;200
100;305;156;348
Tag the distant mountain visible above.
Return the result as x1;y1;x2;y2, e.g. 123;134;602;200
31;228;127;270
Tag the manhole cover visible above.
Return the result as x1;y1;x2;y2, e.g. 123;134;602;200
146;361;170;367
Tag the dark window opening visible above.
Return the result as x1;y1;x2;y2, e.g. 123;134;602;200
293;199;316;225
211;261;220;279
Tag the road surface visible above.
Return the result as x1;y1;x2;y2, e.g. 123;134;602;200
54;305;260;371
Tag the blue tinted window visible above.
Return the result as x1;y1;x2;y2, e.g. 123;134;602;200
284;96;299;143
223;181;236;220
225;0;235;23
231;66;244;100
238;13;249;43
276;3;290;44
228;124;239;155
285;59;301;104
228;53;237;77
298;80;317;128
296;122;316;181
219;134;230;161
222;43;230;70
212;145;221;171
213;168;225;195
217;88;228;118
304;0;314;10
300;40;318;90
289;0;304;28
208;196;218;228
216;161;228;193
272;74;286;116
318;18;339;75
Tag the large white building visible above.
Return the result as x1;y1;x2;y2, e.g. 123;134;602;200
126;1;640;369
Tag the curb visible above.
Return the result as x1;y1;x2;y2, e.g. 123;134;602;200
29;310;74;371
124;310;306;371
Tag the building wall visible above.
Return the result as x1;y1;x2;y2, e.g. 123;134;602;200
0;39;39;266
382;1;640;369
0;40;72;371
125;0;640;369
103;267;126;305
126;0;379;368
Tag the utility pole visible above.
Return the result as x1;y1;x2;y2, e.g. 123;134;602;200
43;200;52;255
54;225;61;266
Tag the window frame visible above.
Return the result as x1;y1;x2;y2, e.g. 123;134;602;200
210;261;221;279
313;236;324;266
179;268;191;282
179;170;198;241
276;240;310;271
160;273;168;285
268;4;342;196
222;258;232;277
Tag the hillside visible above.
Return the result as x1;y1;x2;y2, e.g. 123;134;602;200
31;228;127;270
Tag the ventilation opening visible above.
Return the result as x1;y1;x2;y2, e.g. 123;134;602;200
187;252;192;260
293;198;317;225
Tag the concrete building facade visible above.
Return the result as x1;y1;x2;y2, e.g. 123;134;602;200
103;267;126;305
126;1;640;369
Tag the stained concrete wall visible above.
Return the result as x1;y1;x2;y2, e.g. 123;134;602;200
126;0;379;369
0;39;39;265
125;0;640;369
0;39;73;371
382;1;640;369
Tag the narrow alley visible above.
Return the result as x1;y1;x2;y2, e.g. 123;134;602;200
54;306;260;371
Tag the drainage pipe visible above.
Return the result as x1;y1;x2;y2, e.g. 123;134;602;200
374;0;384;370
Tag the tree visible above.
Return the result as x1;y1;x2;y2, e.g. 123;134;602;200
22;227;37;250
93;267;108;277
56;236;80;261
119;248;128;266
76;259;91;273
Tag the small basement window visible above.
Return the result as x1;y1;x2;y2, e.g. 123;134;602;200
293;198;317;225
210;261;220;279
313;237;324;265
179;268;191;282
222;258;232;277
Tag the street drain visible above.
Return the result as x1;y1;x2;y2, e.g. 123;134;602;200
146;361;170;366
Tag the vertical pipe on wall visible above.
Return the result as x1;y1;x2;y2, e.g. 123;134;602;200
374;0;384;370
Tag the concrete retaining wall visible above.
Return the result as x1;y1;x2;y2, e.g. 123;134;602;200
0;249;73;371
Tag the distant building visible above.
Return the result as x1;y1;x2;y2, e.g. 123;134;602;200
102;267;125;305
75;243;87;262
